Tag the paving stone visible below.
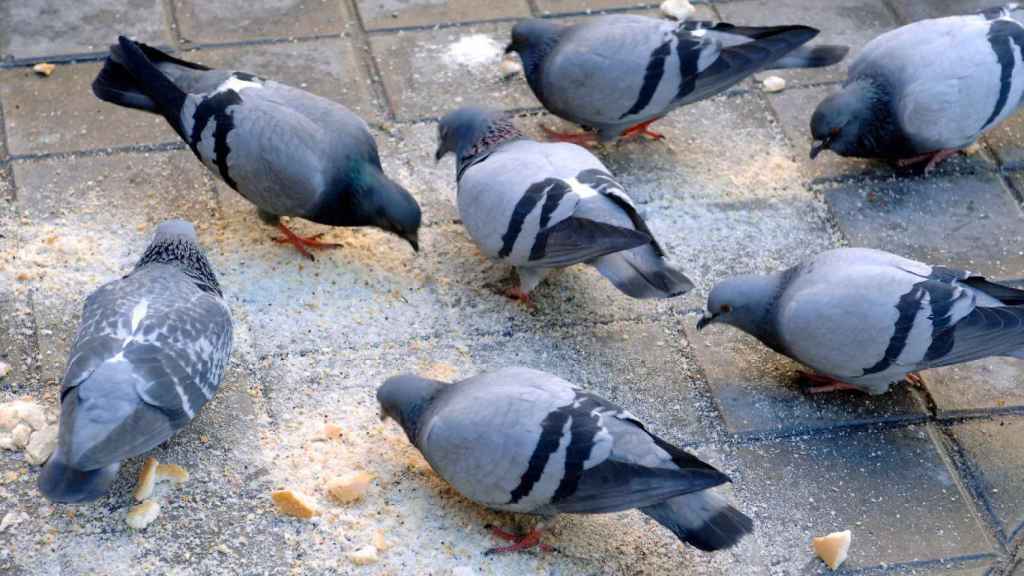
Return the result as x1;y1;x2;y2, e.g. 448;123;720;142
924;358;1024;418
0;63;176;156
984;110;1024;170
533;0;656;14
948;418;1024;542
824;171;1024;276
716;0;899;86
13;150;218;230
181;38;385;124
886;0;997;22
0;0;170;61
368;22;539;121
172;0;352;45
731;425;997;572
376;122;459;227
356;0;530;31
684;321;926;436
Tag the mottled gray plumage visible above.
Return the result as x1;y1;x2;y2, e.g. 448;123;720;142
378;367;753;551
92;37;421;252
508;16;847;141
700;248;1024;394
811;4;1024;162
38;220;233;503
435;107;693;299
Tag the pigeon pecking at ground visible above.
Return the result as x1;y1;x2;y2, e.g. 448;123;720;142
38;220;233;503
698;247;1024;395
378;366;753;554
92;36;421;260
810;4;1024;174
505;15;847;144
435;107;693;304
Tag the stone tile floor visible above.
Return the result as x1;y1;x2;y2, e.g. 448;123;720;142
1;0;1023;574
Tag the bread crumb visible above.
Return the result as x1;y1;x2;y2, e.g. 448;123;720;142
0;434;14;451
271;489;318;519
762;76;787;93
13;401;46;431
0;361;10;381
372;529;391;551
156;463;190;485
322;423;343;440
0;511;26;533
32;63;56;77
325;471;374;505
134;456;160;501
10;423;31;449
126;501;161;530
813;529;851;570
963;142;983;156
499;56;523;79
24;425;58;466
451;567;475;576
347;545;379;565
660;0;695;21
0;403;17;432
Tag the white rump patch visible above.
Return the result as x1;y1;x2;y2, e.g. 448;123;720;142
563;177;599;200
690;28;707;38
216;76;262;94
130;300;148;333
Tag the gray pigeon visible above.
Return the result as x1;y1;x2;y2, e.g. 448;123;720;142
699;247;1024;395
92;37;421;259
810;4;1024;173
378;367;752;553
38;220;233;503
435;107;693;302
507;15;848;143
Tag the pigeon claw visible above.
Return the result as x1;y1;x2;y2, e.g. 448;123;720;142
484;525;553;555
620;119;665;141
504;287;536;309
905;372;927;388
797;370;862;394
896;148;960;176
272;223;342;261
541;125;600;146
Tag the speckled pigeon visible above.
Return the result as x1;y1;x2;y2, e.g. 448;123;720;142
506;15;847;143
378;367;753;553
435;107;693;303
92;36;421;259
810;4;1024;173
38;220;233;503
699;247;1024;395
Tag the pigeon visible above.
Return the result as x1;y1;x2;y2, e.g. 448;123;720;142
698;247;1024;395
38;220;233;503
435;107;693;303
378;367;753;553
92;36;421;260
506;15;848;143
810;4;1024;174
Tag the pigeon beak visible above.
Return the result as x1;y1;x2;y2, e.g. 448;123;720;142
809;137;831;160
696;312;716;331
504;43;515;54
434;145;446;163
404;232;420;253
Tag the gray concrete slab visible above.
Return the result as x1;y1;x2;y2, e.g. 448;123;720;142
949;418;1024;542
824;171;1024;276
0;0;170;61
356;0;531;31
171;0;353;44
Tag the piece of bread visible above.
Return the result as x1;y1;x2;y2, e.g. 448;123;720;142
812;529;851;570
325;471;374;505
347;545;379;566
156;463;189;484
125;501;161;530
322;423;343;440
133;457;159;501
271;489;318;519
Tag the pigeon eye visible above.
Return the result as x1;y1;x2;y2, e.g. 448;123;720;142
830;127;840;137
720;304;732;314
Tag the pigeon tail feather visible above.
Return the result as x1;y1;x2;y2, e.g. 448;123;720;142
102;36;188;131
771;44;849;69
592;244;693;299
37;446;120;504
640;490;753;552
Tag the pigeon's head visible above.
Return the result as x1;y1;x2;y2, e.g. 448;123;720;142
153;219;198;243
372;176;422;252
810;78;887;159
435;106;509;163
378;374;448;444
507;19;567;76
328;166;422;252
698;274;777;336
138;219;222;296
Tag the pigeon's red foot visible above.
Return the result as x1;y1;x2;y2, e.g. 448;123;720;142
897;148;960;175
620;119;665;141
541;125;600;146
504;287;536;309
905;372;927;388
797;370;862;394
271;223;341;261
484;525;553;555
